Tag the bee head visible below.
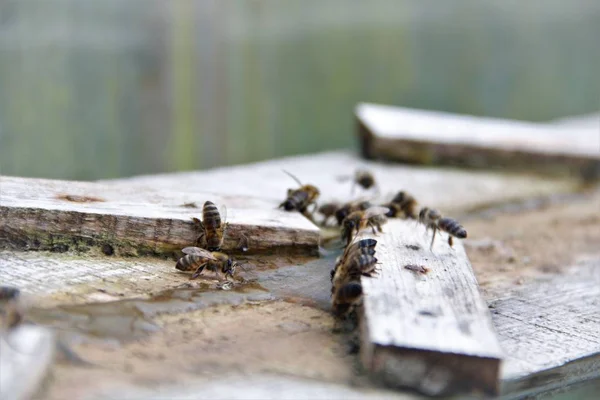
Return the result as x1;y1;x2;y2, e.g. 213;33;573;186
418;208;427;222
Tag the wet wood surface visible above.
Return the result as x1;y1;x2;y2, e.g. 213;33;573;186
356;220;502;396
0;176;320;256
356;103;600;180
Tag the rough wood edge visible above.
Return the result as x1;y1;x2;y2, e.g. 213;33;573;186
0;205;320;257
356;103;600;181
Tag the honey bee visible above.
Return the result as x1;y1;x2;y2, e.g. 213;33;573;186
352;169;379;195
438;217;467;247
331;238;378;290
334;200;372;226
418;207;442;250
279;170;320;220
332;282;363;317
317;202;341;226
341;206;389;246
175;247;237;281
383;191;418;219
192;201;228;251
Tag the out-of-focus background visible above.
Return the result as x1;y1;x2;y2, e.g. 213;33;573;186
0;0;599;180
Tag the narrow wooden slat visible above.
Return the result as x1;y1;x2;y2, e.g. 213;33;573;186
0;176;320;256
356;220;502;396
356;103;600;180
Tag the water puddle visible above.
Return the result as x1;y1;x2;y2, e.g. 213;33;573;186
25;248;341;342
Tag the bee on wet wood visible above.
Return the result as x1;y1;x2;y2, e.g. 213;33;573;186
341;206;389;246
351;169;379;194
175;247;238;281
334;200;372;226
331;237;379;318
332;282;363;318
279;170;320;221
193;201;228;251
382;191;418;219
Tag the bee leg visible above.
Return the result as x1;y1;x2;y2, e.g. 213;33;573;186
430;228;438;251
448;236;454;248
190;263;208;280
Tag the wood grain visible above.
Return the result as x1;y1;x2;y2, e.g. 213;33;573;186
100;151;577;215
492;259;600;397
356;103;600;180
0;176;320;256
356;219;503;396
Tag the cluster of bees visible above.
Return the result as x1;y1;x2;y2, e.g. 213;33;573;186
174;201;241;283
278;169;467;320
176;169;467;320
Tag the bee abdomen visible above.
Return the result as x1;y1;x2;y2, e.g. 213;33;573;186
175;255;201;271
438;218;467;238
202;201;221;227
336;282;363;303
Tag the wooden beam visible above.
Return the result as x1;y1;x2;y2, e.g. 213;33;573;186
356;103;600;180
0;176;320;256
491;260;600;397
100;151;577;215
356;220;503;396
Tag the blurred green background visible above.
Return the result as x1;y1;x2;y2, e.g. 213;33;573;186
0;0;599;180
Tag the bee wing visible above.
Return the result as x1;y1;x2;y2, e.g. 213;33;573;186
181;247;217;260
363;206;390;219
219;204;228;224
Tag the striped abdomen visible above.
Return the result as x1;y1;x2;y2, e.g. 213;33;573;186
347;254;378;278
202;201;222;229
281;189;309;211
438;217;467;239
175;254;206;271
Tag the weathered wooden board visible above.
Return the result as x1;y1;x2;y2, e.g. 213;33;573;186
100;151;577;215
0;176;320;256
491;259;600;397
356;103;600;180
356;219;503;396
0;325;55;400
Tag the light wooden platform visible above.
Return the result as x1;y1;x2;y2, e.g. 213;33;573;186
356;220;502;396
356;103;600;180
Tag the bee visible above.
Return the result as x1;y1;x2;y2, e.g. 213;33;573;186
352;169;379;195
438;217;467;247
384;191;418;219
0;286;22;330
331;238;378;292
418;207;442;250
279;170;320;220
192;201;228;251
332;282;363;317
334;200;372;226
317;202;341;226
175;247;237;281
341;206;389;246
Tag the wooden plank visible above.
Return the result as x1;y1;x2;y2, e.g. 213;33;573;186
0;176;320;256
99;151;577;215
355;219;502;396
356;103;600;180
491;260;600;397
